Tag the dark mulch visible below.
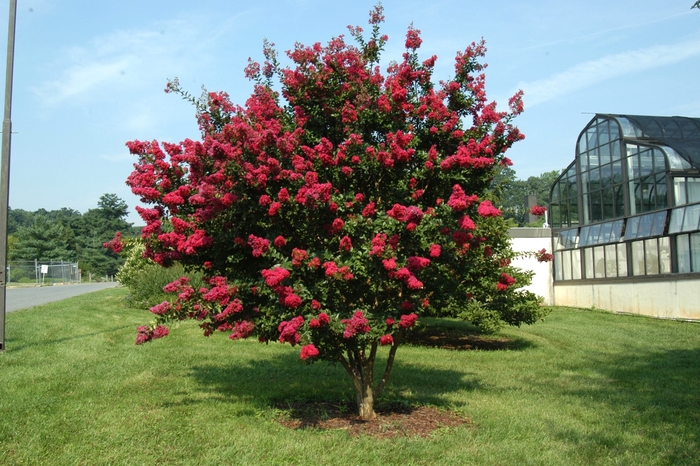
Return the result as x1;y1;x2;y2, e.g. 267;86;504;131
276;401;472;438
276;326;515;438
404;325;521;351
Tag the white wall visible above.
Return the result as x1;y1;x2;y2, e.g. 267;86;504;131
553;280;700;320
508;228;554;305
507;229;700;320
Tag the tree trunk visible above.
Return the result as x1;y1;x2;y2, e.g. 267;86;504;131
339;338;401;420
356;376;377;420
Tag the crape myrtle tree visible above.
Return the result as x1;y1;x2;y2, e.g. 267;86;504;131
122;5;545;419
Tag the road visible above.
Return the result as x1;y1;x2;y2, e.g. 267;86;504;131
5;282;119;312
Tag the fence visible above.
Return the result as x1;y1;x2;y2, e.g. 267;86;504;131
7;260;81;284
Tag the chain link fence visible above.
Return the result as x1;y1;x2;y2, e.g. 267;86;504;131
7;260;81;284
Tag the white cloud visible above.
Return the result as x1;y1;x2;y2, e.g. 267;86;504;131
517;39;700;107
36;56;135;105
31;19;204;107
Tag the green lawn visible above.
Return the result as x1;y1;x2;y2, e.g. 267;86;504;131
1;287;698;465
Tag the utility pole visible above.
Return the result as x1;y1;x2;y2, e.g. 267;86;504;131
0;0;18;352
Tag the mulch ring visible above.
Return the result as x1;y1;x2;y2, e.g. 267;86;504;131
404;327;519;351
275;401;472;438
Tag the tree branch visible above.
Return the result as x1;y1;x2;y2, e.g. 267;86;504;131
374;333;402;398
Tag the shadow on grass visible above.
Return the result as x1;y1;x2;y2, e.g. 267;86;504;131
5;325;134;352
181;349;483;414
556;348;700;464
404;317;535;351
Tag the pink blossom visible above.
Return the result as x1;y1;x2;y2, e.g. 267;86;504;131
229;321;255;340
362;201;376;217
282;293;303;309
497;273;516;291
531;205;547;216
261;267;290;287
278;316;304;346
149;301;171;315
535;248;553;263
458;215;476;231
278;188;290;203
339;235;353;251
477;200;502;218
342;310;371;338
268;202;282;216
318;312;330;325
379;334;394;346
406;276;423;289
447;185;478;212
300;344;320;360
248;235;270;257
370;233;387;257
291;248;309;266
152;325;169;339
382;257;397;271
405;25;422;50
406;256;430;272
331;218;344;235
398;313;418;328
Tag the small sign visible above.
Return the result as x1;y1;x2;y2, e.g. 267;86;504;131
40;265;48;274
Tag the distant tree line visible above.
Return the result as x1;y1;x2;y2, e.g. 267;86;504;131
491;167;560;227
8;193;138;277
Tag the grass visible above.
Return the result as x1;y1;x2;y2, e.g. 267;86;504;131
0;288;698;465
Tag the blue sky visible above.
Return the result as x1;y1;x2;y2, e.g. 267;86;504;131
2;0;699;224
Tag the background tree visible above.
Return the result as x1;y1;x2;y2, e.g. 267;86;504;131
8;194;134;278
493;168;559;226
124;5;546;419
7;207;34;234
76;194;134;276
9;215;77;261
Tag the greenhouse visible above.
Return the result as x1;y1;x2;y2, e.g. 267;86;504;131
549;114;700;319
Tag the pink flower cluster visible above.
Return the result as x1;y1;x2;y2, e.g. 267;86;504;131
398;313;418;328
531;205;547;216
135;325;169;345
261;266;291;287
386;204;424;230
149;301;171;316
323;261;354;280
309;312;331;328
496;273;516;292
300;344;320;360
369;233;387;257
278;316;304;346
248;234;270;257
388;267;424;290
447;185;478;212
103;232;123;253
477;200;501;218
229;321;255;340
535;248;553;263
341;310;371;338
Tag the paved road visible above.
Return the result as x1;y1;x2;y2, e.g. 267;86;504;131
5;282;119;312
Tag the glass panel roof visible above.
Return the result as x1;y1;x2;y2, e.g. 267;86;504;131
603;114;700;169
